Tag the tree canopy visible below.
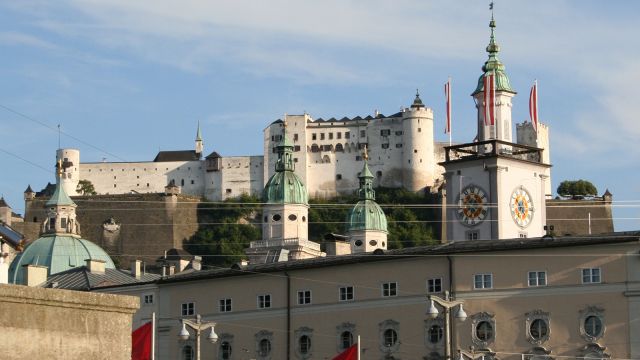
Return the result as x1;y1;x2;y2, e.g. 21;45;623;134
76;179;97;195
557;180;598;197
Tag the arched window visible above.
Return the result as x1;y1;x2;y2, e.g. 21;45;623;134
220;341;232;360
384;328;398;347
259;339;271;357
341;331;353;350
299;335;311;355
182;345;194;360
335;143;344;152
322;155;331;163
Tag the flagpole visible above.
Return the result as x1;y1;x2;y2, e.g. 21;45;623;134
357;335;361;360
151;312;156;360
448;77;452;147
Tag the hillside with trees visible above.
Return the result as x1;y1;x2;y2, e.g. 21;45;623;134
185;188;441;267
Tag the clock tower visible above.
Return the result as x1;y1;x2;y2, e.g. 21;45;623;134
441;14;551;242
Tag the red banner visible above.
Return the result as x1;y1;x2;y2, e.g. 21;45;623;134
333;343;358;360
132;322;152;360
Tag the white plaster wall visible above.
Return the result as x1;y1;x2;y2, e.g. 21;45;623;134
80;160;204;197
402;107;436;190
262;203;308;241
219;156;264;200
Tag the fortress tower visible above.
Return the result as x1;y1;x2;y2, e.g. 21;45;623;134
56;148;80;196
402;91;436;190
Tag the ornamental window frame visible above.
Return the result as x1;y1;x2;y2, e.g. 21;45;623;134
525;310;551;345
471;312;496;349
255;330;273;360
295;326;314;360
579;343;610;360
424;317;445;350
378;319;400;355
217;333;234;360
523;346;553;360
579;306;605;342
336;322;356;352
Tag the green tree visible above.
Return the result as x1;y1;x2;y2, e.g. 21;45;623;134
76;179;97;195
557;180;598;197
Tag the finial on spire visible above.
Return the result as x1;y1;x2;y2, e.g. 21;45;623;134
362;144;369;161
195;120;202;141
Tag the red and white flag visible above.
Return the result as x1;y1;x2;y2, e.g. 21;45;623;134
529;80;539;132
132;321;153;360
332;343;358;360
483;72;496;126
444;78;452;134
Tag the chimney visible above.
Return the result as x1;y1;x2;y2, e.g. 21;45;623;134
131;259;142;279
24;264;48;286
85;259;106;274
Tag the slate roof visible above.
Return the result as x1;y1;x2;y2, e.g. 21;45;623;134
0;198;8;207
153;150;200;162
44;266;161;291
101;232;640;289
0;222;25;249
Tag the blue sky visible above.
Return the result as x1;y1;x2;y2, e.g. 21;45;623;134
0;1;638;231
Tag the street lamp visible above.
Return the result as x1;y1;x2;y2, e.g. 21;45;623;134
427;291;467;360
178;314;218;360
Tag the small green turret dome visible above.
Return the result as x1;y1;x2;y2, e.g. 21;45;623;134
8;234;116;285
472;17;516;95
263;122;308;205
346;158;388;233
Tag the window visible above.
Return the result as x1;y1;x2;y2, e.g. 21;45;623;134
381;129;391;136
360;130;366;137
294;145;301;152
226;188;232;194
312;133;317;140
258;338;271;357
339;286;354;301
190;180;194;185
519;232;528;238
584;315;603;338
337;132;342;139
376;170;382;177
340;331;353;349
297;290;311;305
182;345;194;360
418;128;422;132
60;217;68;229
381;143;389;149
299;335;311;355
475;321;494;342
382;282;397;297
219;298;232;312
395;143;403;148
288;214;297;221
321;133;325;140
181;302;195;316
345;131;350;139
220;341;232;360
474;274;493;289
466;230;479;240
329;133;333;140
582;268;601;283
272;214;281;221
336;174;342;180
355;156;362;161
258;294;271;309
384;328;398;347
528;271;547;286
395;130;403;136
428;324;444;344
143;294;154;305
427;278;442;293
294;133;299;141
529;318;549;341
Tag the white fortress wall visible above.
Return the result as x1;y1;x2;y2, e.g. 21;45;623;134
80;160;205;196
217;156;264;200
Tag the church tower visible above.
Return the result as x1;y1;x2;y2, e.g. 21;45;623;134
471;15;516;143
246;117;324;263
441;12;550;242
346;148;388;253
195;121;204;159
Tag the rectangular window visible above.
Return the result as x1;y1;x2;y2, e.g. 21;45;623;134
358;143;367;149
297;290;312;305
181;302;195;316
258;294;271;309
528;271;547;286
582;268;601;284
381;143;389;149
355;156;362;161
360;130;366;137
474;274;493;289
329;133;334;140
294;133;299;141
336;174;342;180
339;286;354;301
143;294;154;305
226;189;232;194
312;133;317;140
321;133;325;140
519;232;528;238
395;131;403;136
427;278;442;293
219;298;232;312
337;132;342;139
466;231;479;240
382;282;397;297
395;143;403;148
380;129;391;136
294;145;301;152
345;131;350;139
60;217;68;229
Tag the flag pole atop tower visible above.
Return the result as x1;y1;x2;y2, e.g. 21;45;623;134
445;77;452;146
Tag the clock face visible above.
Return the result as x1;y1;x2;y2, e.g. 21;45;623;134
510;187;534;227
457;185;488;226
